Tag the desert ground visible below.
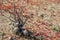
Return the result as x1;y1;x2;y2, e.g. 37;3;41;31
0;0;60;40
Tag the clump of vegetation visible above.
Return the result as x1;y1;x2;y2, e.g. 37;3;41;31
51;24;59;31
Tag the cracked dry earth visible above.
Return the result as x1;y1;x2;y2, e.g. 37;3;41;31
0;0;60;40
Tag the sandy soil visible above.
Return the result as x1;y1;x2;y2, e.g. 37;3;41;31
0;0;60;40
